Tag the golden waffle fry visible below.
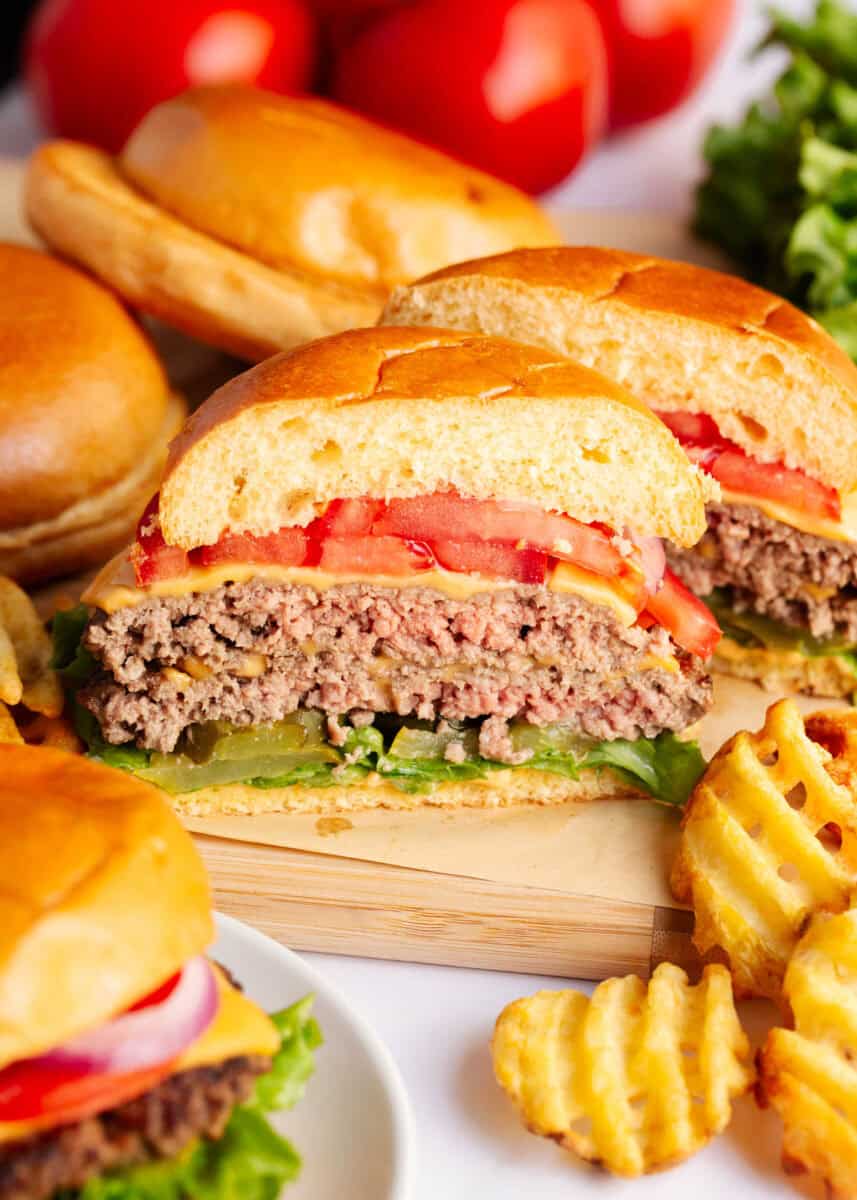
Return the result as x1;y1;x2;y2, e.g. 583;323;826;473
492;962;753;1177
758;906;857;1198
671;699;857;1002
0;701;24;744
0;577;63;717
20;712;82;754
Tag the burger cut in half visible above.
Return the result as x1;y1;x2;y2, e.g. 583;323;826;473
0;746;320;1200
57;327;719;814
383;247;857;698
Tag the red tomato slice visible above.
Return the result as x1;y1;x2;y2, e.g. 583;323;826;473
0;1057;175;1125
193;527;308;568
132;496;189;586
644;569;721;659
374;494;624;577
317;498;386;537
432;540;548;584
318;535;434;576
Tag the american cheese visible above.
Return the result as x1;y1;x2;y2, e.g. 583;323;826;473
0;965;279;1145
720;486;857;544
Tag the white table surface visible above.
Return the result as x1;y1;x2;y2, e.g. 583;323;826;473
0;4;822;1196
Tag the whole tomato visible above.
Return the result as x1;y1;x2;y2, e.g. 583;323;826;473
25;0;317;153
589;0;735;130
330;0;608;194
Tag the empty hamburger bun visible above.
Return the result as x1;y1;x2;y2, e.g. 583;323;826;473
158;325;715;551
25;86;559;362
0;744;212;1069
381;246;857;493
0;244;184;583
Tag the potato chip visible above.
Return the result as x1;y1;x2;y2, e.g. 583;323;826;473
0;702;24;745
0;577;63;717
492;962;753;1177
672;699;857;1002
759;905;857;1197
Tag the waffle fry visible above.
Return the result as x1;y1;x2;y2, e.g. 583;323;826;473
758;906;857;1197
492;962;753;1177
672;700;857;1002
0;701;24;745
19;712;82;754
0;577;63;717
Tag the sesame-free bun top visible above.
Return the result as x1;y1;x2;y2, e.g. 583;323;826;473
159;326;714;551
0;243;172;529
381;246;857;493
0;746;213;1071
121;86;558;299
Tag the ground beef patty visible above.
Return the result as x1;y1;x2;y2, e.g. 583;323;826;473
668;503;857;642
0;1055;269;1200
81;581;712;754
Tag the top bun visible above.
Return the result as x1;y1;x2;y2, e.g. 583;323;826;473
159;326;714;550
0;244;172;530
0;746;212;1070
121;86;558;300
381;246;857;493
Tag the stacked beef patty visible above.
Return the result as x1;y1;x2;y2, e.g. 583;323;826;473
668;503;857;642
81;581;711;758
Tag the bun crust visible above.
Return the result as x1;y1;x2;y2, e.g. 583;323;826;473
169;764;639;817
381;246;857;492
714;638;857;700
160;326;714;550
0;244;172;528
0;747;213;1071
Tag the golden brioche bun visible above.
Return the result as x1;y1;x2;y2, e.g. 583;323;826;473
0;746;213;1071
26;87;559;361
170;763;639;817
0;244;184;582
159;326;715;551
381;245;857;493
714;638;857;700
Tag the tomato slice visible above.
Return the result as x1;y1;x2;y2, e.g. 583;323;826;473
193;528;308;568
432;540;548;584
317;498;386;537
317;535;435;575
0;1057;175;1125
374;494;624;577
657;410;841;522
644;569;721;659
132;496;189;586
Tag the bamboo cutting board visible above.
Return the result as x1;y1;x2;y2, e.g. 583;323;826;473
3;155;839;980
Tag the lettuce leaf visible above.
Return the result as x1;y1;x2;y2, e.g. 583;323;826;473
63;997;320;1200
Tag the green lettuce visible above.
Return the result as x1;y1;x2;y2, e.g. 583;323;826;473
61;997;320;1200
694;0;857;359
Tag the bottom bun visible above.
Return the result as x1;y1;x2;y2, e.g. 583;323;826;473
0;392;185;584
171;765;640;817
715;637;857;700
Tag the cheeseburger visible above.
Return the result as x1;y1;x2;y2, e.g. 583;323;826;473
57;327;718;814
383;246;857;698
0;244;184;584
0;745;319;1200
26;85;558;362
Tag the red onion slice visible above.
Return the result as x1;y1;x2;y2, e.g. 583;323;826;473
40;956;218;1075
632;535;667;594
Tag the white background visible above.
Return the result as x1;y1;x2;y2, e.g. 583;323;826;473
0;2;829;1196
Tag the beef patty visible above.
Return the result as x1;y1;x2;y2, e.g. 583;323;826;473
668;503;857;642
0;1055;270;1200
81;581;711;754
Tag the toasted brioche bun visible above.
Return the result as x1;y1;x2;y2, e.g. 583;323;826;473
0;746;213;1071
714;638;857;700
0;244;184;582
381;246;857;493
26;87;558;361
159;326;714;551
171;764;639;817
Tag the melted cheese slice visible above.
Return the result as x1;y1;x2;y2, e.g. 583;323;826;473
0;965;279;1145
720;486;857;544
84;550;640;626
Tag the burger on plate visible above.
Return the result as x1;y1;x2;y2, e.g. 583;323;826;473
382;246;857;698
55;326;719;815
0;745;320;1200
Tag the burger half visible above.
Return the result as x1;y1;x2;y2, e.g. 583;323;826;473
57;327;719;814
383;247;857;698
0;745;320;1200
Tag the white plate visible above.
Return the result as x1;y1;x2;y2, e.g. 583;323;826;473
213;913;416;1200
